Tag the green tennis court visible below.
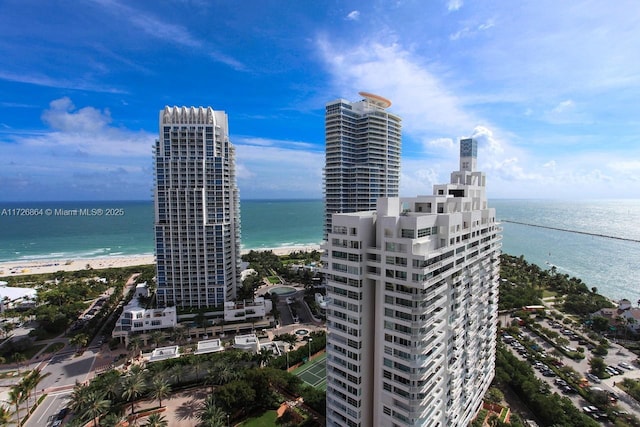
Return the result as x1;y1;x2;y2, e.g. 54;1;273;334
293;352;327;390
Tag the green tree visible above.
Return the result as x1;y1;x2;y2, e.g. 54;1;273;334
170;364;186;387
485;387;504;404
215;380;256;414
149;377;171;408
150;331;164;347
12;353;26;372
122;373;146;414
127;336;142;360
99;412;127;427
7;386;24;427
69;333;89;351
83;391;111;427
589;356;607;378
21;369;45;413
0;405;11;426
69;381;91;416
197;395;227;427
144;413;169;427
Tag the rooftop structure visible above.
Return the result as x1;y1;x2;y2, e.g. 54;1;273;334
148;345;180;363
195;338;225;355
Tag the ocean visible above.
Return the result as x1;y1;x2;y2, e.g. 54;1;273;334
0;199;638;302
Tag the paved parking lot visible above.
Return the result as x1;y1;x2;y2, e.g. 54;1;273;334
503;316;640;422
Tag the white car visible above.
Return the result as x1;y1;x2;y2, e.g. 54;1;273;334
619;362;632;370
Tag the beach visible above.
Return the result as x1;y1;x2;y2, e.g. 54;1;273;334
0;245;322;277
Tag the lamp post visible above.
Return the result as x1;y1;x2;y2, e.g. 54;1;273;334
286;346;290;370
227;414;230;426
308;338;313;361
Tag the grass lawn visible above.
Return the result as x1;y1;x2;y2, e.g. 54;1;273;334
267;276;280;284
542;290;557;298
240;410;278;426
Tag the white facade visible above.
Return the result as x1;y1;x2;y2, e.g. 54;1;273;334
154;106;241;308
223;297;272;322
324;93;402;237
113;298;177;338
324;138;501;427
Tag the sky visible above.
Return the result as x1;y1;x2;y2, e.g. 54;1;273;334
1;0;639;201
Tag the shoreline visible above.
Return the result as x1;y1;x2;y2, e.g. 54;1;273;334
0;244;322;277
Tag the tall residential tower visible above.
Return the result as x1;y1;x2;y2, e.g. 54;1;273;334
323;138;501;426
154;106;241;309
324;92;402;237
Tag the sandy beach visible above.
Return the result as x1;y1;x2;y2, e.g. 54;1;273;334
0;244;322;277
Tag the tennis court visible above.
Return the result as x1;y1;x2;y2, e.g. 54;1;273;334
293;352;327;390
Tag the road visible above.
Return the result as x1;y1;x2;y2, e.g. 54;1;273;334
23;344;103;427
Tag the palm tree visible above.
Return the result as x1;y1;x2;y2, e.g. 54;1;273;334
69;333;89;352
122;373;146;415
0;405;11;426
149;377;171;408
205;362;233;393
12;353;26;372
69;381;91;414
83;391;111;427
22;369;45;409
7;386;24;427
98;412;127;427
170;364;186;387
150;331;164;348
197;395;226;427
191;356;205;381
127;336;143;360
143;413;168;427
96;369;122;402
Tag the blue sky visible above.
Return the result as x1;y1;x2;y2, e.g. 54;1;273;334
1;0;639;201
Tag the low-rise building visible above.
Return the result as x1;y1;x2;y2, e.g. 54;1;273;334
223;297;272;322
592;299;640;333
113;298;177;342
0;281;37;311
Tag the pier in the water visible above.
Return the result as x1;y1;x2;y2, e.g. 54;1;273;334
500;220;640;243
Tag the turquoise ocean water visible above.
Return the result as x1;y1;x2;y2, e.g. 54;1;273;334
0;199;638;301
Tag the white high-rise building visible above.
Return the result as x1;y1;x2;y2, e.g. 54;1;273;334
154;106;241;309
324;138;501;427
324;92;402;238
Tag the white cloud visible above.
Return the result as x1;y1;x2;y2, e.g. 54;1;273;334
447;0;463;12
23;98;154;157
470;126;504;155
0;70;126;93
317;37;476;137
450;19;494;40
424;137;454;150
0;97;155;200
551;99;575;114
92;0;201;48
346;10;360;21
41;97;111;133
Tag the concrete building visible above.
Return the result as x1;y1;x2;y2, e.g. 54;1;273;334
154;106;241;309
0;281;37;311
112;298;177;341
223;297;272;322
324;92;402;237
323;138;501;427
